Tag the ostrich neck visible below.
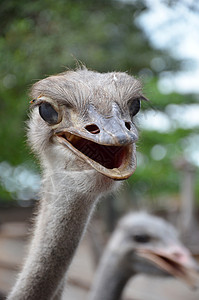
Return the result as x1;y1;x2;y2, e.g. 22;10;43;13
89;247;132;300
8;168;114;300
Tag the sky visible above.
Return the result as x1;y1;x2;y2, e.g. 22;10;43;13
136;0;199;94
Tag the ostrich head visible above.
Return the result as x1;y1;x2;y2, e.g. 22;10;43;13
109;212;198;286
27;68;145;180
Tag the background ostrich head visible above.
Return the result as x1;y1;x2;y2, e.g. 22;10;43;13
108;212;198;285
27;68;145;180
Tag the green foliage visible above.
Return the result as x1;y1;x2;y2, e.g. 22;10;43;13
143;77;198;110
129;128;194;197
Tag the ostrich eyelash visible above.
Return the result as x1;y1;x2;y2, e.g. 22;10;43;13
29;96;52;108
30;99;36;104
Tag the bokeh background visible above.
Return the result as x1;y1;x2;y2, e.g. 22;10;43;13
0;0;199;299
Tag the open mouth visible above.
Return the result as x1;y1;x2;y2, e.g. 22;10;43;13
59;132;127;169
56;131;135;179
137;249;198;287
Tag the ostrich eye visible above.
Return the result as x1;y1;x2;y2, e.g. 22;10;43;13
129;98;141;118
39;102;59;125
133;234;151;244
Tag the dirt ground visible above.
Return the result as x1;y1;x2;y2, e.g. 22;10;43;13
0;221;199;300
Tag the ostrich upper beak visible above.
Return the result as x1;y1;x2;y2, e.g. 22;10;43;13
137;245;199;288
55;105;138;180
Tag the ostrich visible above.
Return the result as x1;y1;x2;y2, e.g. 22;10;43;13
89;212;198;300
7;68;145;300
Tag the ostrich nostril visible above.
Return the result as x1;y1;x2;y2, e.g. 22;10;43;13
85;124;100;134
125;122;131;130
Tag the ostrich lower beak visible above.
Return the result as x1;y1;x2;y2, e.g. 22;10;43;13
137;247;199;288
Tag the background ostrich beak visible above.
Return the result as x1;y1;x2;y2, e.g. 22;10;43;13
137;244;199;288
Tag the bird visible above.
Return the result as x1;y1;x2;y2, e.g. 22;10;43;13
89;212;198;300
7;68;145;300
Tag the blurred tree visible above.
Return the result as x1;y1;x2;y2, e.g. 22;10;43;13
0;0;198;203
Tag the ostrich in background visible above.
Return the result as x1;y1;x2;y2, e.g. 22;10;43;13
89;212;198;300
7;68;145;300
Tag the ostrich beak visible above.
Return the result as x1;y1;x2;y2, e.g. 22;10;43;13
55;105;138;180
137;245;199;288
